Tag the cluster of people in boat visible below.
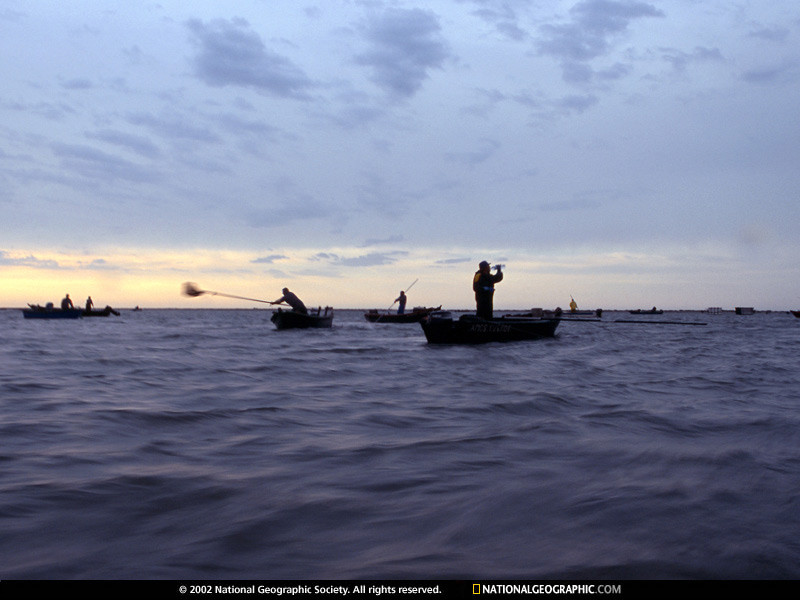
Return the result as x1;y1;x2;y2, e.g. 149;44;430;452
273;260;505;318
59;294;99;311
53;294;120;315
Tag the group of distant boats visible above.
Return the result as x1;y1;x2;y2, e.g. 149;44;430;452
21;290;800;344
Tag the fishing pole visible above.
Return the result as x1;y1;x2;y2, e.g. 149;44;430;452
182;282;284;305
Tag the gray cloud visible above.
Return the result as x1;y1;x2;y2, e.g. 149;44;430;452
50;143;162;184
245;195;333;229
311;252;338;262
435;257;472;265
186;18;314;99
355;8;450;98
213;112;281;139
85;129;161;159
748;26;790;43
60;78;93;90
335;251;408;267
740;61;798;84
444;138;501;166
360;235;405;247
127;112;221;144
461;0;530;41
77;258;122;271
661;46;724;72
251;254;288;264
311;251;408;267
537;0;664;82
0;251;60;269
554;94;599;113
1;99;76;121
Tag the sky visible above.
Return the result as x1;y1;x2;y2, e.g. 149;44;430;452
2;0;799;310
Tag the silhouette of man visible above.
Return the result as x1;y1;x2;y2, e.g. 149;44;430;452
472;261;503;319
273;288;307;314
395;291;407;314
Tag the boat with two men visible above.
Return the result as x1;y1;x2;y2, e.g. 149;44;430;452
22;304;84;319
23;303;122;319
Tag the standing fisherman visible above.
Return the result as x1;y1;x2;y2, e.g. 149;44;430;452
473;261;503;319
394;290;407;314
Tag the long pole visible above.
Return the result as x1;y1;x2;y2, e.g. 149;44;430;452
182;282;283;305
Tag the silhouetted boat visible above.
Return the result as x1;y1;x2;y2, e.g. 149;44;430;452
566;309;603;317
22;304;83;319
735;307;755;315
420;311;559;344
565;297;602;317
271;307;333;330
83;306;121;317
629;308;663;315
364;306;441;323
791;310;800;318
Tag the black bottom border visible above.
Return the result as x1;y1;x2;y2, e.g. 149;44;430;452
1;579;796;599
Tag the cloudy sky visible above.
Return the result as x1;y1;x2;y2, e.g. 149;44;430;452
2;0;799;310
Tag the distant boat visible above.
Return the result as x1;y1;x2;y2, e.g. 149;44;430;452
271;307;333;330
22;304;83;319
419;311;559;344
364;306;441;323
566;297;602;317
791;310;800;319
629;308;663;315
566;308;603;317
735;307;755;315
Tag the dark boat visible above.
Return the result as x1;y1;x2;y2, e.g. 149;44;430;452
420;311;560;344
364;306;441;323
22;304;84;319
83;306;121;317
271;306;333;330
629;308;663;315
791;311;800;318
566;308;603;317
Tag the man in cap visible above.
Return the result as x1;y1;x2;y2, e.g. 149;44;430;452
472;261;503;319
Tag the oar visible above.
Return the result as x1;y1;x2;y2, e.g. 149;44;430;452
182;282;285;305
386;278;419;311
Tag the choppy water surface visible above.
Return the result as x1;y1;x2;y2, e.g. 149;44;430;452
1;308;799;579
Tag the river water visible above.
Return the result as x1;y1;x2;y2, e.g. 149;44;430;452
1;308;798;579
